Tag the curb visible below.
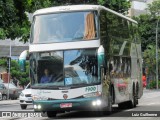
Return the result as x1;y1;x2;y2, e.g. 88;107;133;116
0;100;19;105
143;89;160;93
0;103;19;106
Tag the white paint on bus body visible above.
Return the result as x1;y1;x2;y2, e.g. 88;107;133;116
32;85;102;100
29;40;100;52
33;5;137;24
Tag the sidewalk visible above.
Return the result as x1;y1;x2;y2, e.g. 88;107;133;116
0;99;19;105
143;88;160;93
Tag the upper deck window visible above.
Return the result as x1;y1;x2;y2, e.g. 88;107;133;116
31;11;98;44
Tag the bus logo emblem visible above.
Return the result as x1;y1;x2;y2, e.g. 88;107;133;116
63;94;68;100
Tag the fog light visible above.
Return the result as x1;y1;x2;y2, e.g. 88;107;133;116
96;100;101;105
92;101;96;106
34;105;37;109
37;105;41;109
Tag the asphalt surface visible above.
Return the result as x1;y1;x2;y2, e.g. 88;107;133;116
0;89;160;120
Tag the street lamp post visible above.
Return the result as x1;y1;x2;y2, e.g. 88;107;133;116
7;40;11;99
156;18;159;90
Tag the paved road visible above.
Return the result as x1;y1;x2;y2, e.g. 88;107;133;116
0;89;160;120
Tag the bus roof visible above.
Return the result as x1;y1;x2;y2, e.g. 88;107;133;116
33;5;137;24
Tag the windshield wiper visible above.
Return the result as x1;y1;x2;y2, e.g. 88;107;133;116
45;85;63;89
31;84;43;88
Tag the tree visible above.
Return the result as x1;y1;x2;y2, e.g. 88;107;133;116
134;0;160;51
98;0;130;14
0;58;29;87
147;0;160;16
0;0;130;43
143;45;160;88
0;58;7;68
143;45;160;79
134;14;159;51
10;60;29;87
0;0;31;42
133;0;160;88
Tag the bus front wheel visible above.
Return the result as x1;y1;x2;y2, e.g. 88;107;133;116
104;87;113;115
127;88;137;108
47;111;57;118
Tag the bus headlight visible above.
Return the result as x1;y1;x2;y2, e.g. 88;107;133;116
92;99;102;106
96;100;102;105
37;105;42;109
92;101;96;106
83;92;102;98
34;104;42;109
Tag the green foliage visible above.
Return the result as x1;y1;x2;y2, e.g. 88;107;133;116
10;60;29;86
98;0;130;14
143;45;160;88
134;14;160;51
134;0;160;51
0;59;29;86
148;80;160;89
143;45;160;77
147;0;160;16
0;0;130;43
134;1;160;87
0;0;31;42
0;59;7;67
25;0;52;13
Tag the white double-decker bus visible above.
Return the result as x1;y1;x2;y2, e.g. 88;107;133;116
29;5;143;117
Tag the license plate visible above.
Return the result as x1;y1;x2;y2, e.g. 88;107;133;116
28;98;32;101
60;103;72;108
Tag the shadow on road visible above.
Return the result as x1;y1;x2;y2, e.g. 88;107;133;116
54;106;133;119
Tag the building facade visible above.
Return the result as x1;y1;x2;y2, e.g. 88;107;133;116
129;0;155;17
0;39;29;60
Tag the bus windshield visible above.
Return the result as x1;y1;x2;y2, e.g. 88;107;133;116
30;49;99;89
31;11;98;43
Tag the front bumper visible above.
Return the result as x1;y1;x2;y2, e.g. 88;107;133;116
33;97;107;112
19;96;33;105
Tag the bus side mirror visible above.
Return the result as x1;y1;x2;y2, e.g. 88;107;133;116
19;50;29;72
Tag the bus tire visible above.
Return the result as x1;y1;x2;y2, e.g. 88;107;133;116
104;97;112;115
47;111;57;118
118;102;126;109
111;86;115;104
127;87;136;108
94;111;103;117
104;87;113;115
108;87;113;112
136;84;139;105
